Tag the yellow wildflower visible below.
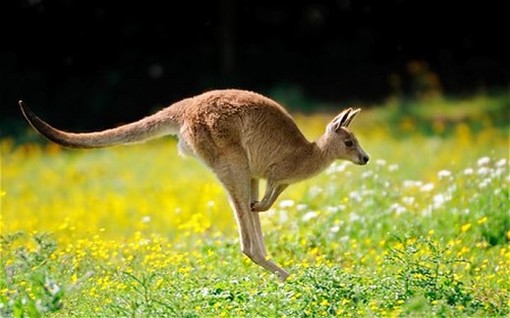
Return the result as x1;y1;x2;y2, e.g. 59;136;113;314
477;216;488;224
461;223;472;233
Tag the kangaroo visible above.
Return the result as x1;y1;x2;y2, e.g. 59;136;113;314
19;89;369;282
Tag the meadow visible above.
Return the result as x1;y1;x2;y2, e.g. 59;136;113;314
1;94;509;317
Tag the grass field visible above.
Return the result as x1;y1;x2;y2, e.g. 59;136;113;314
1;94;509;317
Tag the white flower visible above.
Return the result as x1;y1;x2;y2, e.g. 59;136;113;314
464;168;474;175
390;203;406;215
362;170;374;179
495;158;507;167
421;206;432;217
326;162;348;174
349;191;362;202
330;225;340;233
389;164;399;172
328;204;346;212
308;186;323;197
403;180;422;188
402;196;415;205
141;216;151;223
493;167;505;178
326;206;340;213
279;199;295;209
420;183;434;192
477;167;490;175
478;178;491;189
433;193;448;209
302;211;318;222
279;210;289;223
477;156;490;166
376;159;387;166
44;277;61;296
349;212;361;222
297;204;308;211
438;170;452;179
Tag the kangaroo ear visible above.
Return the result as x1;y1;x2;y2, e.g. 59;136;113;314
342;108;361;127
328;108;353;132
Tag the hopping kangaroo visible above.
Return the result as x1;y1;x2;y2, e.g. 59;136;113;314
19;89;369;282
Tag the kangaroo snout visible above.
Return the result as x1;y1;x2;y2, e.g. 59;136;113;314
355;152;369;165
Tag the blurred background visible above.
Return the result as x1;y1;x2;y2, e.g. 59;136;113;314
1;0;508;136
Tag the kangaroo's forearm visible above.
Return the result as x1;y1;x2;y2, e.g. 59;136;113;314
251;183;288;212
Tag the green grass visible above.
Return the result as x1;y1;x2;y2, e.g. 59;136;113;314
1;94;509;317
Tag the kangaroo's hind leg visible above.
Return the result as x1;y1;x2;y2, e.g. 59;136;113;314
211;155;289;281
249;178;266;257
248;179;289;281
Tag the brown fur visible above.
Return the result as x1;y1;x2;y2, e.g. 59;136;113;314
19;89;369;281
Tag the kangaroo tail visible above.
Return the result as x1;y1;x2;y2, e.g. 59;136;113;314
19;101;181;149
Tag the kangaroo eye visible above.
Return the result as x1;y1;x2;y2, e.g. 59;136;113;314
344;140;353;147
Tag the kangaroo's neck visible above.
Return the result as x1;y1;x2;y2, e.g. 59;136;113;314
314;133;338;161
285;135;335;183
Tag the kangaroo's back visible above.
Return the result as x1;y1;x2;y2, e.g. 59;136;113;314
182;90;308;145
176;90;311;170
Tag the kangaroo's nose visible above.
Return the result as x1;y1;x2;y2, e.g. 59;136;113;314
361;155;369;165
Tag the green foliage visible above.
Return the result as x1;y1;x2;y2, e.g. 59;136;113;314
0;233;63;317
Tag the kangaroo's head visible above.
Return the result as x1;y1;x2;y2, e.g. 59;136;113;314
324;108;369;165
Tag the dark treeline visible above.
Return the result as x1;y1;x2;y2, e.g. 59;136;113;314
1;0;508;133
